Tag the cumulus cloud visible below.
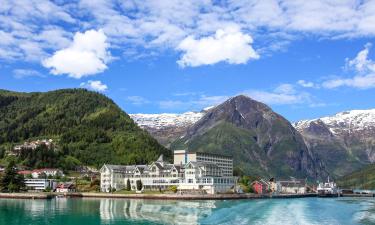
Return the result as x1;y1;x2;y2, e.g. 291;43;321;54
4;0;375;69
80;80;108;92
322;43;375;89
177;27;259;67
42;29;111;79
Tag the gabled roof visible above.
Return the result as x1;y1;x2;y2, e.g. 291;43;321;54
156;154;164;162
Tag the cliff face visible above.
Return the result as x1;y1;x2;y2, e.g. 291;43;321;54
171;95;325;179
295;109;375;177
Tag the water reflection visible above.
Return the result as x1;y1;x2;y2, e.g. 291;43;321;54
99;198;216;225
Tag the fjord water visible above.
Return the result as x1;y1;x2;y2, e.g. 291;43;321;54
0;198;374;225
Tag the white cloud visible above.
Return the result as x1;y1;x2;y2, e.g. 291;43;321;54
346;43;375;72
13;69;44;79
177;27;259;67
3;0;375;69
297;80;315;88
323;43;375;89
80;80;108;92
322;74;375;89
42;29;111;78
244;84;312;105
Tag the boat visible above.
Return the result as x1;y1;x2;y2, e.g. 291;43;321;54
317;177;339;197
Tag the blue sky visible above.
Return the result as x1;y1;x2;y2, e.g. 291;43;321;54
1;1;375;122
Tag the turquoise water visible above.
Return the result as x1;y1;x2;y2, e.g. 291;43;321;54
0;197;374;225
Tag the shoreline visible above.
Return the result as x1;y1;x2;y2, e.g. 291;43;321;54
0;192;373;200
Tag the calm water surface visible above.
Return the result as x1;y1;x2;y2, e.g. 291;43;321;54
0;197;374;225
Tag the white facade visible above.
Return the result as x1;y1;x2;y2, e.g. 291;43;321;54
178;161;235;194
277;180;307;194
24;179;56;191
100;153;236;194
174;150;233;177
31;169;64;178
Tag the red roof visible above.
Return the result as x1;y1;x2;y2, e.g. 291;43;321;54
18;170;32;175
32;168;60;173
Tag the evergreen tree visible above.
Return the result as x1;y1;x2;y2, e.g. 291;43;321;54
136;180;143;191
0;161;25;192
126;179;131;191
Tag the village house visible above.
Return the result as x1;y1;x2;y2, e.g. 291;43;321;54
56;183;76;193
11;139;54;156
277;179;307;194
100;151;236;194
18;168;64;179
252;180;270;194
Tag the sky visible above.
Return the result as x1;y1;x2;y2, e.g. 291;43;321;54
1;0;375;122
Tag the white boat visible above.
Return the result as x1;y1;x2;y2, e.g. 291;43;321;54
317;177;339;197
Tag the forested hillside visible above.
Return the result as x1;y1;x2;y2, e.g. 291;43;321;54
0;89;170;169
337;164;375;190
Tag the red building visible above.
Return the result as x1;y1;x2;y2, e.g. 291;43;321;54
252;180;270;194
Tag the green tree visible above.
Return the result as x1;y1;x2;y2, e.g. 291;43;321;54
136;180;143;191
0;161;25;193
126;179;131;191
168;185;177;193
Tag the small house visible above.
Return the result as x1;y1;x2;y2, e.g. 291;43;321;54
252;180;270;194
277;179;306;194
56;183;76;193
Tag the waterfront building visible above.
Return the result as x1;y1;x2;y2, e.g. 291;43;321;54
252;180;270;194
56;183;76;193
277;179;307;194
24;179;56;192
100;152;236;194
173;150;233;177
100;155;182;192
178;161;235;194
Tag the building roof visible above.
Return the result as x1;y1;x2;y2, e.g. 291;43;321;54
32;168;61;173
18;170;32;175
252;180;270;187
56;183;75;189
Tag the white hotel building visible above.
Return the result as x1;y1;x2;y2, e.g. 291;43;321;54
100;151;236;194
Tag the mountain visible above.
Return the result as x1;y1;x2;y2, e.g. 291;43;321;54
0;89;170;168
170;95;325;179
336;163;375;189
294;109;375;177
130;110;207;147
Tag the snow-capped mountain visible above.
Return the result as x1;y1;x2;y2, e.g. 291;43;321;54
294;109;375;177
294;109;375;137
130;109;210;147
130;111;205;129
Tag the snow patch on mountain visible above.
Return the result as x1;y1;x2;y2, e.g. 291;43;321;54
130;111;205;129
294;109;375;134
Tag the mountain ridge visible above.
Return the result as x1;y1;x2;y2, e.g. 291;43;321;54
0;88;170;168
